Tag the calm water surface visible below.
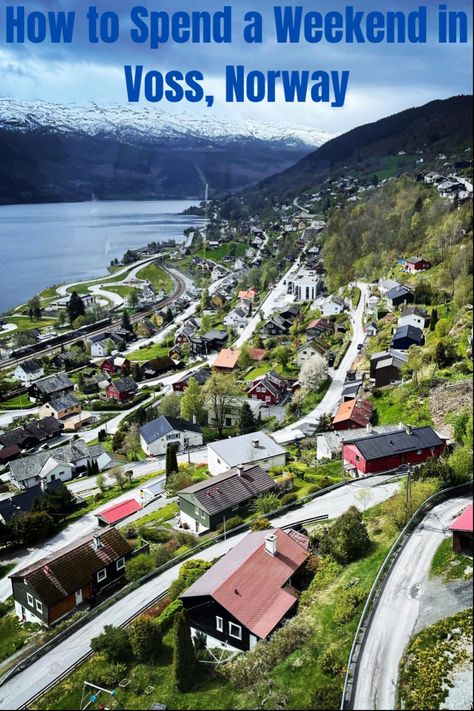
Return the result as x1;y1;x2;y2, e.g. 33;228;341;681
0;200;204;313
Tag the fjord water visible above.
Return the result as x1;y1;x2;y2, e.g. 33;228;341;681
0;200;204;313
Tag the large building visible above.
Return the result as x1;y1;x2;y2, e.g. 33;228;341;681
207;432;287;476
180;528;309;651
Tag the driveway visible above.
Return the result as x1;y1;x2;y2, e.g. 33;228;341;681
0;476;400;710
352;495;471;711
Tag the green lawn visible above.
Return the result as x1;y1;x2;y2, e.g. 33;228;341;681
127;501;179;529
0;563;15;580
0;606;35;663
0;393;35;410
430;537;473;582
195;242;247;263
127;341;171;362
245;363;271;381
369;381;434;427
103;285;138;300
137;263;174;294
7;316;57;333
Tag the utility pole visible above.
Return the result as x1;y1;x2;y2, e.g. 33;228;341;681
405;467;412;522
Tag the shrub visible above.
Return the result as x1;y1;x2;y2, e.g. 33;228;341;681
252;492;281;515
280;492;298;506
319;644;344;677
173;609;197;692
90;625;133;664
333;586;367;625
158;599;184;632
311;686;343;710
250;517;272;531
89;658;127;686
125;552;155;582
175;531;199;547
145;597;170;619
140;527;172;544
320;506;371;564
154;545;176;568
168;559;212;601
129;616;162;663
217;515;243;534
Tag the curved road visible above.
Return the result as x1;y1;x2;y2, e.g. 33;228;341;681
352;495;472;711
0;476;400;710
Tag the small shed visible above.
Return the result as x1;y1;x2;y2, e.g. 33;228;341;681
450;503;473;556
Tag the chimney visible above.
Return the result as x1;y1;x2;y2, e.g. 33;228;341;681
237;466;244;477
265;533;278;557
252;439;260;448
93;535;102;550
406;424;413;435
40;479;48;493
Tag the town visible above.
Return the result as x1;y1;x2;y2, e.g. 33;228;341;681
0;104;472;711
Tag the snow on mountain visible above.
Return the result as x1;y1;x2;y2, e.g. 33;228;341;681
0;98;334;148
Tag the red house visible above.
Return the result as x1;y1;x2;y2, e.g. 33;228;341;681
450;503;473;556
405;256;432;273
343;425;446;478
105;376;138;402
332;399;373;431
248;372;287;406
100;356;130;376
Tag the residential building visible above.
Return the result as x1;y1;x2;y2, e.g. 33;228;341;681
213;349;241;373
405;256;432;273
39;393;90;432
370;350;409;387
316;424;402;461
365;322;378;337
208;397;263;430
342;425;446;477
140;357;179;380
105;376;138;402
201;330;229;353
238;288;258;301
180;528;309;651
172;367;212;393
386;285;415;310
392;325;424;350
287;269;321;302
95;499;142;526
28;373;74;403
306;318;335;339
332;399;374;430
99;356;130;376
178;464;275;533
223;307;248;330
14;359;44;386
398;307;428;331
295;340;328;369
140;416;203;457
449;504;473;556
0;479;68;525
10;528;133;626
322;295;346;317
261;316;291;337
0;417;63;452
247;371;288;406
378;279;400;295
208;432;287;476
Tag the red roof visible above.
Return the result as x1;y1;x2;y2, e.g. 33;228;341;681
333;399;373;427
96;499;141;525
250;348;267;362
450;503;473;533
181;529;308;639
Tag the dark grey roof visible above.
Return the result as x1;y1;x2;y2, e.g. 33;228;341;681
202;329;228;342
393;325;424;344
9;440;90;482
110;376;137;393
17;359;42;375
33;373;74;395
0;417;63;448
401;307;428;319
0;480;64;523
386;285;413;301
48;393;80;411
140;416;202;444
183;367;212;386
345;426;445;461
179;465;274;515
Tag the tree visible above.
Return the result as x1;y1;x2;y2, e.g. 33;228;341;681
158;393;182;419
67;291;85;324
250;517;272;531
168;559;212;601
12;511;56;545
125;552;155;581
273;345;292;369
435;340;457;367
121;309;133;332
132;363;143;383
320;506;370;564
299;358;327;391
112;430;126;452
129;616;162;663
239;343;254;370
77;373;86;393
172;609;197;692
128;289;140;309
33;483;76;519
111;468;127;490
96;473;106;493
252;492;281;515
57;309;68;328
27;296;42;320
180;377;205;425
203;373;241;436
91;625;133;664
166;443;179;480
429;308;439;331
238;402;257;435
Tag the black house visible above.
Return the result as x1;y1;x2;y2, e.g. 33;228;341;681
28;373;74;403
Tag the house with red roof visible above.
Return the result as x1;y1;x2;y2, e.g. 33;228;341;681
332;399;373;431
95;499;142;526
180;528;309;651
450;503;473;556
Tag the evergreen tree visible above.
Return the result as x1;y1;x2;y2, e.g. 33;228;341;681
429;308;439;331
239;402;257;435
122;309;133;332
129;616;162;663
67;291;86;324
166;443;179;480
172;609;197;692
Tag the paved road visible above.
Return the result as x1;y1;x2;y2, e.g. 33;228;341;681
275;281;369;441
55;256;157;299
0;475;399;710
352;495;472;711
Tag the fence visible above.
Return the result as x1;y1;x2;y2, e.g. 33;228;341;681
340;480;473;710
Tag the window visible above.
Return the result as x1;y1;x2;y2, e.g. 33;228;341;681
166;433;180;441
216;616;224;632
35;600;43;613
97;569;107;582
229;622;242;640
355;455;360;462
26;593;34;607
116;558;125;571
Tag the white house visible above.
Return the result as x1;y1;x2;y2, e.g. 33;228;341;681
90;338;109;358
287;269;321;302
223;307;248;330
207;432;287;476
378;279;400;295
322;295;346;317
295;340;328;369
140;416;203;457
14;359;44;386
398;307;427;331
207;397;264;430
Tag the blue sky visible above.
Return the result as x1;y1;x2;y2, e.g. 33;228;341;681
0;0;472;132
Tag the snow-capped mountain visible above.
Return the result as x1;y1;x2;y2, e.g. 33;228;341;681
0;98;334;148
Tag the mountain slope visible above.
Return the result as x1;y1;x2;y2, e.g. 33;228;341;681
246;95;473;203
0;99;333;205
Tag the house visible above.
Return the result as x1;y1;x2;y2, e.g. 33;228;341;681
180;528;309;651
247;371;287;406
366;322;379;337
172;367;212;393
316;424;402;461
261;316;291;337
208;397;263;430
223;307;248;330
14;359;44;386
332;399;374;430
140;416;203;457
0;445;22;466
39;393;90;432
99;356;130;376
95;499;142;526
386;285;415;310
10;528;133;627
208;432;287;476
212;264;228;281
28;373;74;403
342;425;446;477
136;479;166;507
449;504;473;556
178;464;275;533
0;417;63;452
250;348;267;363
279;306;300;322
8;440;100;490
295;340;328;369
0;479;69;525
405;256;432;273
213;349;241;373
140;357;179;380
201;330;229;353
238;288;258;301
392;325;424;350
322;295;346;317
378;279;401;295
306;318;335;339
105;376;138;402
370;350;409;387
398;307;428;331
175;318;200;346
342;379;364;402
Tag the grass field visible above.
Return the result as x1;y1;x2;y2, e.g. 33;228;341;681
0;393;35;410
194;242;247;263
137;263;173;294
127;341;171;362
0;604;35;663
430;537;473;582
7;316;57;333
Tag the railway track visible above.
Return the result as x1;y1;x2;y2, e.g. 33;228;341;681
0;266;187;371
